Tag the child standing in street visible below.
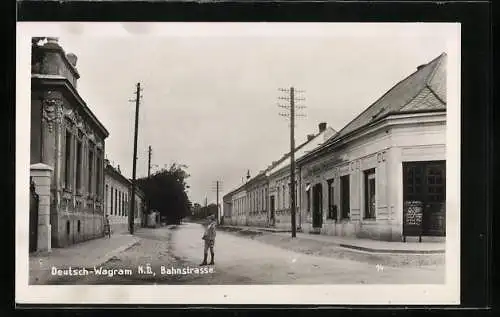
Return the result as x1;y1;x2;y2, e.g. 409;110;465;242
200;214;217;266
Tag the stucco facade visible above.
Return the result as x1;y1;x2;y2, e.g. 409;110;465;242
299;113;446;241
30;37;110;248
297;53;447;241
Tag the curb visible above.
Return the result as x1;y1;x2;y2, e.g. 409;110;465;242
219;226;445;255
337;243;445;254
89;238;141;267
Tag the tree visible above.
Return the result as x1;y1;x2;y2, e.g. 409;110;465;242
192;203;217;220
136;162;190;225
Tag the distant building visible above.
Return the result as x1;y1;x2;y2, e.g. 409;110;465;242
267;123;336;230
104;160;145;234
30;37;109;250
222;123;335;228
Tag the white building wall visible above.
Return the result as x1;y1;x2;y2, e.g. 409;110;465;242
104;173;143;234
299;115;446;241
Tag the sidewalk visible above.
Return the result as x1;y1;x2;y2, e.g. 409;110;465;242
220;225;445;254
29;233;140;284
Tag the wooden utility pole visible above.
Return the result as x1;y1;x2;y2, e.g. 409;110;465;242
148;145;152;178
278;86;306;238
129;82;142;235
212;180;223;224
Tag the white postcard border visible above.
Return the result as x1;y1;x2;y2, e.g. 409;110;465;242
16;22;461;305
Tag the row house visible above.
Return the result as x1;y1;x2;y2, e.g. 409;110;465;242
297;53;447;242
222;52;447;243
103;160;146;234
30;37;109;250
267;123;337;230
222;123;336;229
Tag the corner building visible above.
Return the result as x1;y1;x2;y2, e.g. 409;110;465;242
30;37;109;248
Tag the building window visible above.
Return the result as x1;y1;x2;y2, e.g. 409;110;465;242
110;186;114;215
64;130;72;189
76;140;82;191
265;188;268;211
105;184;109;214
282;185;286;209
96;156;102;199
77;220;81;233
277;187;280;210
364;169;376;219
327;179;336;219
114;188;118;215
119;191;122;216
66;221;70;235
340;175;350;220
306;183;311;213
88;149;94;195
262;189;265;211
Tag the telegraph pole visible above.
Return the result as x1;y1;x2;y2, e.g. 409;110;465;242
278;86;306;238
212;180;223;224
148;146;152;178
129;82;142;235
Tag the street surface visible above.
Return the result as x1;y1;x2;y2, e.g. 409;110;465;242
42;223;445;285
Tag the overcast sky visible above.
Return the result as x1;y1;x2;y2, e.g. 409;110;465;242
44;23;453;205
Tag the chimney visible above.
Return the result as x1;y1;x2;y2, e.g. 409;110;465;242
66;53;78;67
307;134;315;141
117;165;121;173
246;170;251;181
319;122;327;133
104;158;110;167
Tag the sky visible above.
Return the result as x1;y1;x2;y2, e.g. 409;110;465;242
40;23;453;206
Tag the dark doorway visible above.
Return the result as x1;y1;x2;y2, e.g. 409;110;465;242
29;180;39;253
403;161;446;237
341;175;350;219
312;183;323;228
269;195;275;226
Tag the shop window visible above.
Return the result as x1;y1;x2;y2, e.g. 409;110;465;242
364;169;376;219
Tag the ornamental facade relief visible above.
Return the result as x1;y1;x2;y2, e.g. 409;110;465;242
42;98;64;133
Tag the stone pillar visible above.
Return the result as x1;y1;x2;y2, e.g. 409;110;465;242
30;163;54;252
